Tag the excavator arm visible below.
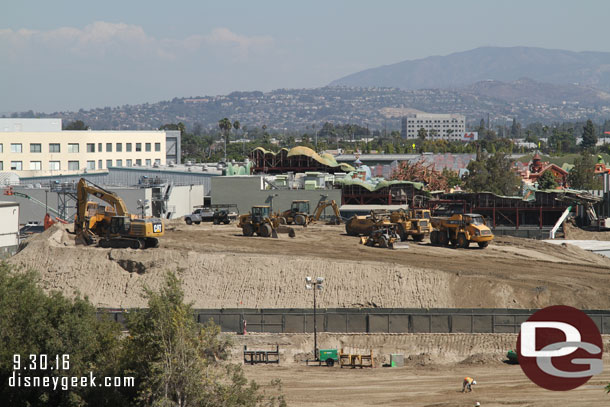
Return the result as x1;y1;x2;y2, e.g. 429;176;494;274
77;178;129;220
312;200;342;223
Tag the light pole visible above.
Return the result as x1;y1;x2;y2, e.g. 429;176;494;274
306;276;324;361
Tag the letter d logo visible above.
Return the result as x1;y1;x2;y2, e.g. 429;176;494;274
517;305;603;391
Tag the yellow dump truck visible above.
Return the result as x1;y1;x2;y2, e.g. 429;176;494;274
430;213;493;248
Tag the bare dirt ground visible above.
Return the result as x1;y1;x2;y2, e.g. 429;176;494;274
10;221;610;405
8;221;610;309
234;333;610;407
244;363;610;407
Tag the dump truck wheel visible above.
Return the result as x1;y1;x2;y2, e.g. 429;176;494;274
412;234;424;242
326;359;335;367
279;217;287;225
260;224;272;237
430;230;439;245
242;224;254;236
438;231;448;246
295;214;306;225
185;218;192;225
477;241;489;248
457;233;469;248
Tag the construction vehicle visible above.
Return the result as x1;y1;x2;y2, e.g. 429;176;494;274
280;200;311;225
389;209;432;242
280;199;342;226
185;204;239;225
238;205;296;238
75;178;164;249
430;213;493;248
359;224;400;249
345;210;392;236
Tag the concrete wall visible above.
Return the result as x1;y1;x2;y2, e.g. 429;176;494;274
211;176;341;215
0;202;19;257
166;184;204;218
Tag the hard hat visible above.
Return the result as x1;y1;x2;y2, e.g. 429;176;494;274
475;403;481;407
473;380;477;385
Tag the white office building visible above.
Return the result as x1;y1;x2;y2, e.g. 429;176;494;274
401;113;467;141
0;119;181;177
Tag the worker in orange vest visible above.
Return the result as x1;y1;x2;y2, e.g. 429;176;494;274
462;376;477;392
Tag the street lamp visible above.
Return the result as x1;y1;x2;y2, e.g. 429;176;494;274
306;276;324;361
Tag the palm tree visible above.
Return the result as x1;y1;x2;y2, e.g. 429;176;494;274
218;118;232;162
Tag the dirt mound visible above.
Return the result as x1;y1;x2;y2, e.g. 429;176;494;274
9;222;610;309
404;353;438;366
458;352;504;366
564;221;610;241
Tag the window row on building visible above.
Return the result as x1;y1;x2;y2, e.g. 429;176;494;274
1;158;162;171
0;142;162;154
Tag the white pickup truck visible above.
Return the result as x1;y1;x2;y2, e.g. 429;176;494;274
184;204;239;225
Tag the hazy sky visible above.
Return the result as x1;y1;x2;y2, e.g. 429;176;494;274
3;0;610;113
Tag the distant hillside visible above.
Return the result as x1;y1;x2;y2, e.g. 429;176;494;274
464;78;610;106
20;84;610;131
329;46;610;91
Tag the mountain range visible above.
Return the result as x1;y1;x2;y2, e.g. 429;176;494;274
12;47;610;131
329;46;610;92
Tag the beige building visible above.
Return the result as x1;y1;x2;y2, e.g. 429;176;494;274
0;130;166;177
401;113;466;141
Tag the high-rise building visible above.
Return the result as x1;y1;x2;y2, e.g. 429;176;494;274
401;113;466;141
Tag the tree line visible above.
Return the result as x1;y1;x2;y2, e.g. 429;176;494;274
0;263;285;407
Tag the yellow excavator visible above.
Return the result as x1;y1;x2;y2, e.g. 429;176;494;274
280;199;342;226
75;178;164;249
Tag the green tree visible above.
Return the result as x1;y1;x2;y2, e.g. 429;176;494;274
417;127;427;140
124;273;285;407
568;152;602;190
441;168;462;189
64;120;89;130
581;119;597;150
219;118;232;162
537;170;558;190
0;263;125;406
463;152;521;195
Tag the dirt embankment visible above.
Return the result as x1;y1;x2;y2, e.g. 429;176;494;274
9;223;610;309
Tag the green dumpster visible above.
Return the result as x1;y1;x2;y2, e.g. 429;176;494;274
506;350;519;364
319;349;339;367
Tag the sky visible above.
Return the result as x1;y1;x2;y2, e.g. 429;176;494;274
2;0;610;113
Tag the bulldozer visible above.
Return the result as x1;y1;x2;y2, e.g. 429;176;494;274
238;205;296;238
389;209;432;242
430;213;494;249
280;199;342;226
75;178;164;249
359;224;400;249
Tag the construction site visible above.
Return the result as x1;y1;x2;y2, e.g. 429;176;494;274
4;143;610;405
